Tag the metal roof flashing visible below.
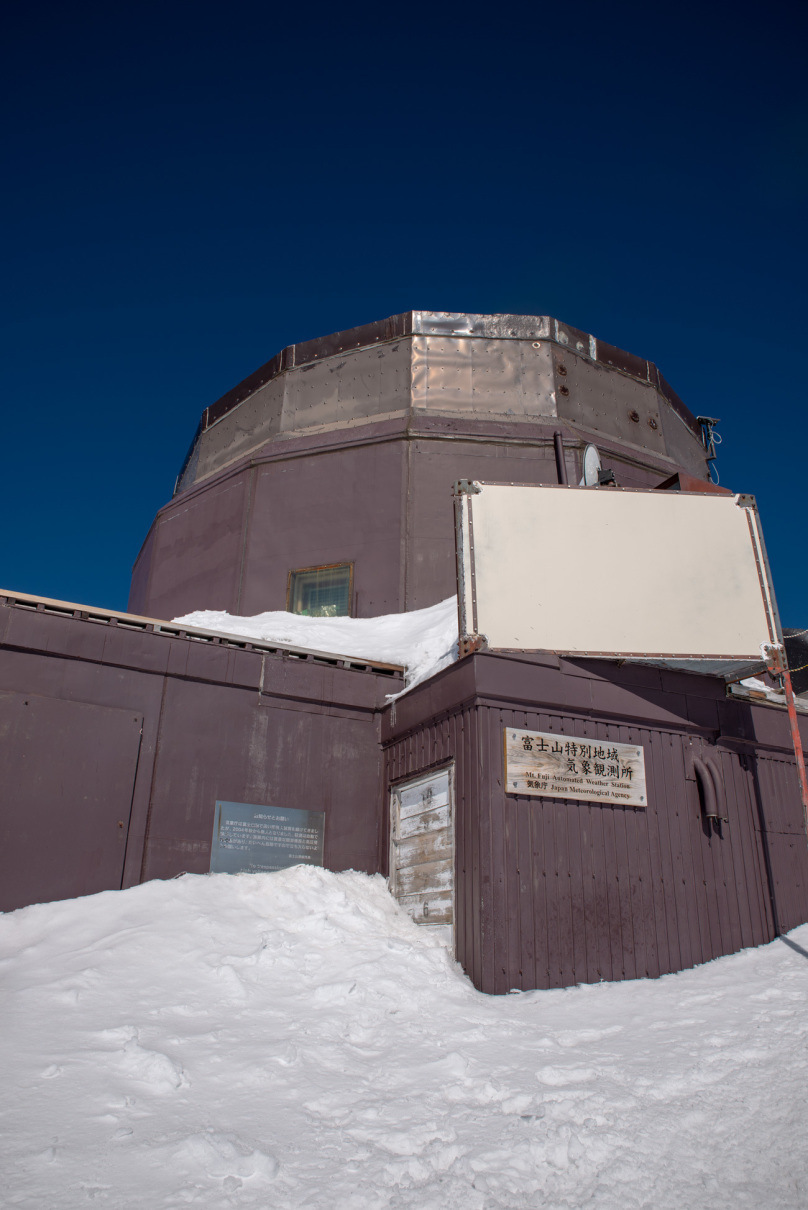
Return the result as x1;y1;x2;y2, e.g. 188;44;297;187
175;312;703;493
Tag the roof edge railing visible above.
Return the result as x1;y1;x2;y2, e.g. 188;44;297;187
0;589;405;677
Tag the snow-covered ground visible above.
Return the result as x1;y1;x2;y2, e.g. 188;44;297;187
2;869;808;1209
172;598;459;696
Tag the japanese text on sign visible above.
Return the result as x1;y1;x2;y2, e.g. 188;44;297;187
210;801;326;874
504;729;646;807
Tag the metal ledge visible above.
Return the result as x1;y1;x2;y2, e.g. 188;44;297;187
0;589;405;678
180;311;702;481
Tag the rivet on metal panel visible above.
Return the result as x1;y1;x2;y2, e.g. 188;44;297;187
556;363;567;376
559;385;570;397
648;418;658;429
532;342;541;349
628;410;640;422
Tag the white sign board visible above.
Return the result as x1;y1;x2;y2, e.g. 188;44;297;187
455;483;779;659
505;728;647;807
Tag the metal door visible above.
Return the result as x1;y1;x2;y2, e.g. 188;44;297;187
0;691;143;911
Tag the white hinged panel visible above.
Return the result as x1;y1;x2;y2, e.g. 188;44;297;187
456;483;777;659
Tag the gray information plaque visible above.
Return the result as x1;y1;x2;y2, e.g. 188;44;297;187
209;801;325;875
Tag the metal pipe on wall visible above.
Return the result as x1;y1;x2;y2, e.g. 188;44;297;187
693;757;718;820
553;431;568;486
704;757;726;821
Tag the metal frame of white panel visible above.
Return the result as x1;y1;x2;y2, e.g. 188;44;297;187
453;482;782;660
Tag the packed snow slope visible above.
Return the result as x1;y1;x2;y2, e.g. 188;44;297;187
173;598;459;695
3;870;808;1210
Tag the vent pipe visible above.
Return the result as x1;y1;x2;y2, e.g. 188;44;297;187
553;431;568;486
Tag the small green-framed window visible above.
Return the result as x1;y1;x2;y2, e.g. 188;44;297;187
287;563;353;617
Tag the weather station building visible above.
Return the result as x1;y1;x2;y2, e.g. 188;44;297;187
129;311;714;622
2;311;807;995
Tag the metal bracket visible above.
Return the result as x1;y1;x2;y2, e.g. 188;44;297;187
697;415;721;461
762;642;788;675
458;634;487;658
453;479;482;496
735;493;757;509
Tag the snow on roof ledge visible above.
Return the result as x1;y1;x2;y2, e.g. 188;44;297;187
171;597;460;696
0;589;405;676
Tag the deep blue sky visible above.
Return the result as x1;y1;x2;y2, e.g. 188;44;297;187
3;1;806;623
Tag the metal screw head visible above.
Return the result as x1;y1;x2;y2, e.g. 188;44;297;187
559;384;570;397
556;363;568;375
628;409;640;422
648;417;658;430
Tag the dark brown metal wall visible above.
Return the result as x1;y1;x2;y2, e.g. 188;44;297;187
239;439;406;617
403;435;559;611
0;600;398;912
0;690;143;911
752;753;808;933
4;598;806;996
384;654;808;995
132;472;251;620
130;417;683;622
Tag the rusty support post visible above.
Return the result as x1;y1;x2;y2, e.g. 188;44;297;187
782;667;808;843
765;641;808;843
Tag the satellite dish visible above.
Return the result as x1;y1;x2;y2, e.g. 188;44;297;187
581;444;602;487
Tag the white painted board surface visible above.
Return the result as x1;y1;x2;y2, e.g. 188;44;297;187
457;484;777;658
389;768;454;928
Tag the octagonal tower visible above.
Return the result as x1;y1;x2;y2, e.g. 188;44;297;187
129;312;714;621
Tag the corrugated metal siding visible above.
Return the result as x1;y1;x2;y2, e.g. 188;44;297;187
754;754;807;835
386;703;780;995
751;753;808;933
759;833;808;933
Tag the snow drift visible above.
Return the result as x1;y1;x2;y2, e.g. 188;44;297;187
2;868;808;1208
172;597;460;695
